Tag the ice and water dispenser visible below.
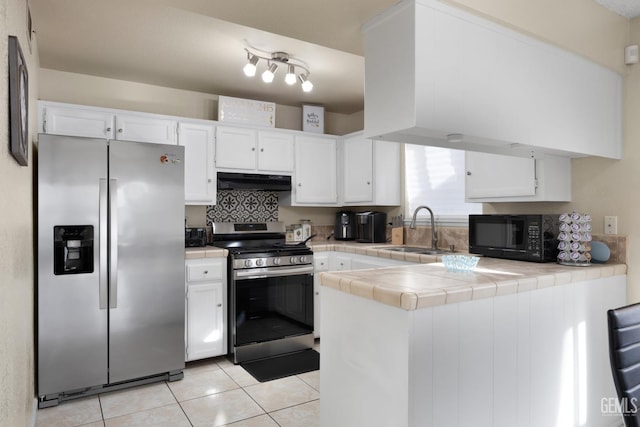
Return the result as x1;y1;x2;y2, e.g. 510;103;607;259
53;226;94;275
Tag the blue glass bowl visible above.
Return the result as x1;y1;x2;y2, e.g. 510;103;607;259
441;255;479;272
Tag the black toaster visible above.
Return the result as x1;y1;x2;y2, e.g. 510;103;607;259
185;227;207;247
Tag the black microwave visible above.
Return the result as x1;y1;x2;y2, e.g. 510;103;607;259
468;214;559;262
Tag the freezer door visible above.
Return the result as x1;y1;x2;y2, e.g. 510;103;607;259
38;135;109;395
108;140;185;382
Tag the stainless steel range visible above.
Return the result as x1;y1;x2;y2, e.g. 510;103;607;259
210;222;315;364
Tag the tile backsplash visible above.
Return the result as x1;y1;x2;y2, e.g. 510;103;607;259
206;190;279;224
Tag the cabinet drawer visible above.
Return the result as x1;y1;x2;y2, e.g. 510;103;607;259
186;262;223;282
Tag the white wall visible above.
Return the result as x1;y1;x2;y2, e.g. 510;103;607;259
0;0;39;424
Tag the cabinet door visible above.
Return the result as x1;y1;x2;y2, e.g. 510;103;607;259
186;282;225;361
215;126;257;170
334;255;352;271
294;135;338;204
115;114;177;144
179;122;216;205
258;131;294;172
42;105;114;139
465;152;536;199
373;140;401;205
343;134;373;203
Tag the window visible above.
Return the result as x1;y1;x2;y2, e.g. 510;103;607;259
404;144;481;224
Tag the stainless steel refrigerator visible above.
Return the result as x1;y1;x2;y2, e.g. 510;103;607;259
37;134;185;407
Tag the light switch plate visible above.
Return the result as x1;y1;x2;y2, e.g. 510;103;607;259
604;216;617;235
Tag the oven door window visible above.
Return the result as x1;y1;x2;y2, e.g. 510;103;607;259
472;219;525;250
234;274;313;346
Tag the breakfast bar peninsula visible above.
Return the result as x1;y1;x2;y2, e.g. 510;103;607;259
318;257;626;427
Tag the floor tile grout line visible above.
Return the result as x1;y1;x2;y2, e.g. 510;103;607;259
166;379;195;427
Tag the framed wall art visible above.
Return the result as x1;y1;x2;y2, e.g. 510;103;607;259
8;35;29;167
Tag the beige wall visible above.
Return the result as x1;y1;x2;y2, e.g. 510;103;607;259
1;0;39;424
39;68;364;135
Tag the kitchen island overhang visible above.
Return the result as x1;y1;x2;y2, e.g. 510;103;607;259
319;259;627;427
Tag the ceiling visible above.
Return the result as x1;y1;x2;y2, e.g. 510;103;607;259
29;0;640;115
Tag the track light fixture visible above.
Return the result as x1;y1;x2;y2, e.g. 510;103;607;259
242;48;313;92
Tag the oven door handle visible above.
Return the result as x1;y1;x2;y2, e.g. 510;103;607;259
234;265;314;280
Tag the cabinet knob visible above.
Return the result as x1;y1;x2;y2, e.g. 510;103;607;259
208;179;212;183
260;148;264;152
217;303;222;307
316;292;319;295
298;183;302;187
466;171;471;176
106;127;111;132
252;147;256;151
118;128;123;133
203;270;208;274
367;181;371;185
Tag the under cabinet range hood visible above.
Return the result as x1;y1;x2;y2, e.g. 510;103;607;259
363;0;622;160
217;172;292;191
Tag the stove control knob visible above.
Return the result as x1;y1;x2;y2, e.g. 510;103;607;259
256;259;264;267
290;256;299;264
244;259;253;268
299;256;307;264
273;257;282;265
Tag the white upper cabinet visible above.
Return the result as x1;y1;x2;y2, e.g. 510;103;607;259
342;133;373;203
291;135;338;205
179;122;216;205
215;126;294;173
340;131;401;206
257;131;294;172
40;103;115;139
465;152;571;202
363;0;622;160
39;101;178;145
114;114;177;144
215;126;257;170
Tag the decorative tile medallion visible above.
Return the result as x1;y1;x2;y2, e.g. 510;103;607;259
207;190;279;224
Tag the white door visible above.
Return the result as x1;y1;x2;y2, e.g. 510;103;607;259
186;282;225;361
465;152;536;199
258;130;294;172
115;114;177;144
215;126;257;170
179;122;216;205
42;105;115;139
343;134;373;203
294;135;338;204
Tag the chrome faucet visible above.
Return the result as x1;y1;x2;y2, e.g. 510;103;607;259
409;205;438;250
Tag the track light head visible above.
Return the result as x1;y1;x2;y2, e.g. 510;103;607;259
262;63;278;83
299;74;314;92
285;64;297;85
243;54;259;77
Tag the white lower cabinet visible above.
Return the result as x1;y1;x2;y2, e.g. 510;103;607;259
185;258;227;361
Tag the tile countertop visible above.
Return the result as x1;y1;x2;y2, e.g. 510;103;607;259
185;247;227;259
318;254;627;311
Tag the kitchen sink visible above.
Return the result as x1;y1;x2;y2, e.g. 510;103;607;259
386;247;454;255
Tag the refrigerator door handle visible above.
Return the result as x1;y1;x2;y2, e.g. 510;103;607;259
109;178;118;309
99;178;108;310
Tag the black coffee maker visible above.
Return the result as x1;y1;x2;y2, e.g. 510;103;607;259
334;210;356;240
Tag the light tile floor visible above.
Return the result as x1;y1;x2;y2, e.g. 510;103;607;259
36;343;320;427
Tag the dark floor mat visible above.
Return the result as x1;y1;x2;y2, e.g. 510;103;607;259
241;349;320;383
